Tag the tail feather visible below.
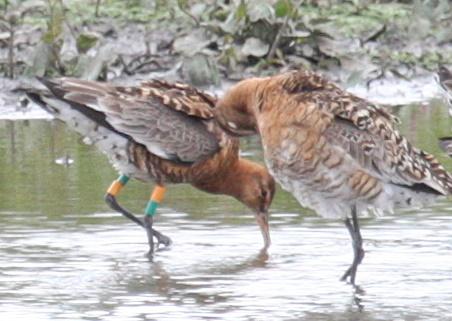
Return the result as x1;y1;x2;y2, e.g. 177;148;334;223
26;88;59;115
25;85;132;155
419;137;452;195
26;79;128;140
38;77;111;97
36;77;109;113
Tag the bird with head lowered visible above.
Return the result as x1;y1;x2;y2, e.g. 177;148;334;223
26;78;275;257
215;69;452;285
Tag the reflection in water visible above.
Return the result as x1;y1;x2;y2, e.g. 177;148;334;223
352;285;365;312
6;120;16;163
1;101;452;320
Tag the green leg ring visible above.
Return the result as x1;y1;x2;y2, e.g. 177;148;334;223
118;174;130;185
145;200;159;217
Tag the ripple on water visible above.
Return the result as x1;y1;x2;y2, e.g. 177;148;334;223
1;204;452;321
2;114;452;320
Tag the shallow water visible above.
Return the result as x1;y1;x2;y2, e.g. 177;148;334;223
1;100;452;321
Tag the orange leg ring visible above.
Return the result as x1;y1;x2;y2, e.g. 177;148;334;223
145;185;166;217
107;174;130;196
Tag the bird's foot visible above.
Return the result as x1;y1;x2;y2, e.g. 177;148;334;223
340;247;365;285
153;230;172;250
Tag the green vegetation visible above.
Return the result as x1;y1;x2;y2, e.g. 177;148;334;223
0;0;451;84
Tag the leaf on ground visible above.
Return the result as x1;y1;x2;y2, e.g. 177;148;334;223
190;3;207;19
60;27;78;63
283;30;311;38
219;12;242;34
25;42;52;77
182;53;219;86
235;0;247;21
241;37;269;57
172;29;211;56
75;46;112;80
247;1;274;22
76;32;101;54
345;70;364;87
435;28;452;44
318;38;357;57
42;2;64;44
274;0;293;18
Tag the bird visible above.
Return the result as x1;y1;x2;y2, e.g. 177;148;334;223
434;65;452;156
214;69;452;285
435;65;452;116
26;78;275;257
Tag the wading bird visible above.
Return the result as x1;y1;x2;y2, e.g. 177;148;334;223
435;65;452;116
214;69;452;285
434;65;452;156
26;78;275;257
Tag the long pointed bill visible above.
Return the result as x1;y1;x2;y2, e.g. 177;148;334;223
255;211;271;249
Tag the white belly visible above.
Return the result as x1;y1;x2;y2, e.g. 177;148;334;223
266;154;441;220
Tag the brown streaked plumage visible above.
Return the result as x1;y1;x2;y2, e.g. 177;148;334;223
215;69;452;285
435;65;452;115
435;65;452;156
26;78;275;256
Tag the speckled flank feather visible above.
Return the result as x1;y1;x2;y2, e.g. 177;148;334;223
217;69;452;219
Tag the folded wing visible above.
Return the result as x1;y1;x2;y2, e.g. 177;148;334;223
284;70;452;195
40;78;220;164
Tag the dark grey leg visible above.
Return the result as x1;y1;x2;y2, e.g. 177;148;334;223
143;185;170;255
340;206;365;285
144;215;155;258
105;193;144;227
105;193;171;247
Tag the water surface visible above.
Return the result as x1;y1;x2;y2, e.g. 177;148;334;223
1;100;452;320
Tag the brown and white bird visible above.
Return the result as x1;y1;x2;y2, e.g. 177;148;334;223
214;69;452;285
435;65;452;156
435;65;452;116
26;78;275;256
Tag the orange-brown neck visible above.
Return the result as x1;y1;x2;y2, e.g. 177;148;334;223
191;157;271;211
193;158;249;195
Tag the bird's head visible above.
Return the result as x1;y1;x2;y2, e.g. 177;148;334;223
232;159;276;249
215;78;263;137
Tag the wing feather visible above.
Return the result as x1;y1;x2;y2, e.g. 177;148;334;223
282;70;452;195
41;78;220;163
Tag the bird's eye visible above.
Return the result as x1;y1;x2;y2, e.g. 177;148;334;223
227;121;238;129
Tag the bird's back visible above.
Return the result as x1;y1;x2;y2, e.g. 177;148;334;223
26;78;239;184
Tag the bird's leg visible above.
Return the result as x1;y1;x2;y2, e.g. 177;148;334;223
144;185;167;257
341;206;365;285
105;174;142;226
105;175;171;246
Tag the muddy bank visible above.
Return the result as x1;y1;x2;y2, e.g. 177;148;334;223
0;0;451;118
